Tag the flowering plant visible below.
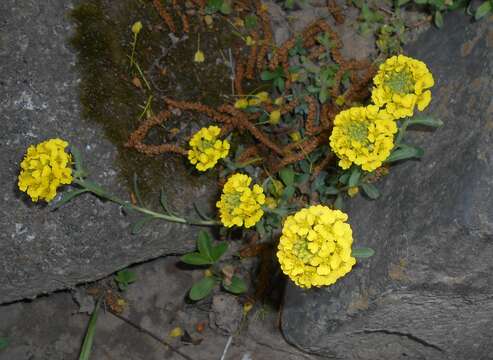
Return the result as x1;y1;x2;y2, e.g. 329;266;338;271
18;6;444;295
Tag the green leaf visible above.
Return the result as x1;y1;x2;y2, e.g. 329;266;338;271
131;216;154;235
395;0;411;6
318;87;329;104
339;172;350;185
279;168;295;186
80;180;106;196
51;189;89;210
223;275;247;294
361;183;380;199
71;146;87;177
475;1;492;20
116;269;137;284
132;173;144;206
414;0;428;4
281;185;296;201
275;77;285;92
197;231;213;260
181;252;213;266
334;194;344;210
220;0;232;14
324;186;339;195
244;15;258;29
189;277;216;301
160;189;175;215
348;167;361;187
295;173;310;185
434;11;444;28
79;297;101;360
0;338;8;350
261;70;276;81
284;0;295;9
352;247;375;258
386;145;424;163
211;242;228;262
255;219;267;238
115;269;137;291
407;115;443;128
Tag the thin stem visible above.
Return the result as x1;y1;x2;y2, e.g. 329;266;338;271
130;33;138;69
133;60;152;91
73;179;219;227
137;95;153;121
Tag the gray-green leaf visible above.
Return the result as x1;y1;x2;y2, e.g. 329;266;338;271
181;252;213;266
52;189;89;210
348;167;361;187
197;231;213;260
386;145;424;163
223;275;247;294
407;115;443;128
211;242;228;262
189;277;216;301
434;11;444;28
361;183;380;199
79;297;101;360
352;247;375;258
0;338;8;350
282;185;296;201
475;1;492;20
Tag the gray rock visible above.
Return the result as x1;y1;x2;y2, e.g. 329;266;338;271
281;12;493;360
209;294;242;335
0;0;217;304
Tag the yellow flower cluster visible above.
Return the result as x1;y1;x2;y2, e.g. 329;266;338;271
234;91;270;109
277;205;356;288
329;105;397;172
188;126;230;171
18;138;73;202
372;55;434;118
216;174;265;228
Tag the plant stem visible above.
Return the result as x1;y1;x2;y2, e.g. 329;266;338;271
130;33;137;69
73;178;219;227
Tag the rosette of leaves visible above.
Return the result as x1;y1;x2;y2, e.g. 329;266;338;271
181;231;247;301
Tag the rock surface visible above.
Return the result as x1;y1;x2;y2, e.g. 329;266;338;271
0;256;321;360
281;12;493;360
0;0;218;304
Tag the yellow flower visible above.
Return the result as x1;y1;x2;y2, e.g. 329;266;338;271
347;186;359;198
372;55;434;118
188;126;230;171
269;110;281;125
290;72;300;82
216;174;265;228
18;138;73;202
289;131;302;143
234;98;249;109
277;205;356;288
245;36;255;46
194;50;205;63
274;97;284;106
264;196;278;209
329;105;397;172
131;21;143;35
248;91;270;106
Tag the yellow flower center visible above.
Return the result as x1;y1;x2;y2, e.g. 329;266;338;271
347;121;369;143
292;240;312;263
384;69;414;94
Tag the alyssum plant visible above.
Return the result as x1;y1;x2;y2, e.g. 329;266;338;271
17;54;441;290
